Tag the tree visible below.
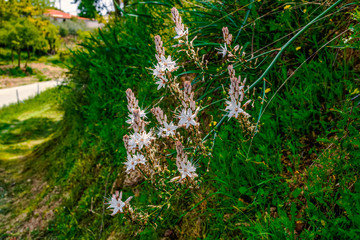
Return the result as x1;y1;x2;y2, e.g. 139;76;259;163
74;0;100;18
45;24;61;54
74;0;128;18
0;0;61;66
0;0;53;23
2;18;42;67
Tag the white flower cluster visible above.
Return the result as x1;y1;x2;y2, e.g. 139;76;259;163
151;107;178;137
121;7;199;190
216;27;245;59
225;65;252;119
178;81;200;129
108;8;255;218
152;36;179;90
171;7;188;39
107;191;133;216
123;89;154;172
173;141;198;181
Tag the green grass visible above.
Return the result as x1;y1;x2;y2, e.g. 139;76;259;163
0;48;31;65
0;87;65;237
44;1;360;239
37;53;70;69
0;47;70;69
0;88;63;159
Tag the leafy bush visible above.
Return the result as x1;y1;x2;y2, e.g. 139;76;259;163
0;66;36;77
51;18;90;37
43;3;171;238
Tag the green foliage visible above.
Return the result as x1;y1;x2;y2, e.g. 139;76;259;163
0;17;44;66
0;66;39;77
0;0;52;23
0;0;62;60
0;87;64;160
3;0;360;239
49;0;360;238
45;23;61;54
1;18;40;50
51;18;90;37
75;0;100;18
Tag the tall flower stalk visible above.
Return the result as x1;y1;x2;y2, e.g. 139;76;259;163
107;7;254;223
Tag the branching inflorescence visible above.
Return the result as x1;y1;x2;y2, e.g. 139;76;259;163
107;7;254;223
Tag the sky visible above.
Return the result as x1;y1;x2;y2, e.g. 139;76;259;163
54;0;115;16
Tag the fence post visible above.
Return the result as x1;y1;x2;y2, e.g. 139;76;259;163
16;89;19;104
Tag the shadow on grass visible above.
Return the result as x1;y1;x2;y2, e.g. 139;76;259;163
0;118;59;144
0;117;60;152
0;117;61;219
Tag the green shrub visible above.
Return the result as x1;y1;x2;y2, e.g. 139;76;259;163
46;3;173;238
25;66;34;75
59;26;69;37
51;18;89;37
0;66;36;77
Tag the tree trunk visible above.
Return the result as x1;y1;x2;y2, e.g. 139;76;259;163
17;49;21;68
25;46;30;68
11;48;14;64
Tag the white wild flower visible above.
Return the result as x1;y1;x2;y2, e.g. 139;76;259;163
155;77;168;90
216;43;228;58
137;131;154;150
152;64;164;77
178;160;198;180
178;108;198;128
227;101;245;119
128;133;139;151
133;152;147;165
159;55;177;72
161;121;178;137
107;191;133;216
225;99;251;119
124;154;137;172
174;27;188;39
171;7;188;39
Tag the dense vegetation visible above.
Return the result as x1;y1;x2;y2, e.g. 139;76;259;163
1;0;360;239
0;0;92;71
0;0;62;66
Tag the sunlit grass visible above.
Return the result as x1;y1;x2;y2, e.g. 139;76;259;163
0;88;63;160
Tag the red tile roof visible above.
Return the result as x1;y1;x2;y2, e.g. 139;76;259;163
77;16;90;21
45;9;90;21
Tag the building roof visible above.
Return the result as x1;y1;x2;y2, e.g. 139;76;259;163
45;9;91;21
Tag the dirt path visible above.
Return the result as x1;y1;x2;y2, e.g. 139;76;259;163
0;62;66;89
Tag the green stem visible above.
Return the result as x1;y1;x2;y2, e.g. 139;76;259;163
199;98;226;112
234;0;255;43
201;0;343;143
151;188;180;224
254;80;266;135
246;0;344;93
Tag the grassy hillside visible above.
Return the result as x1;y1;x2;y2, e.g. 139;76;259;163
1;0;360;239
